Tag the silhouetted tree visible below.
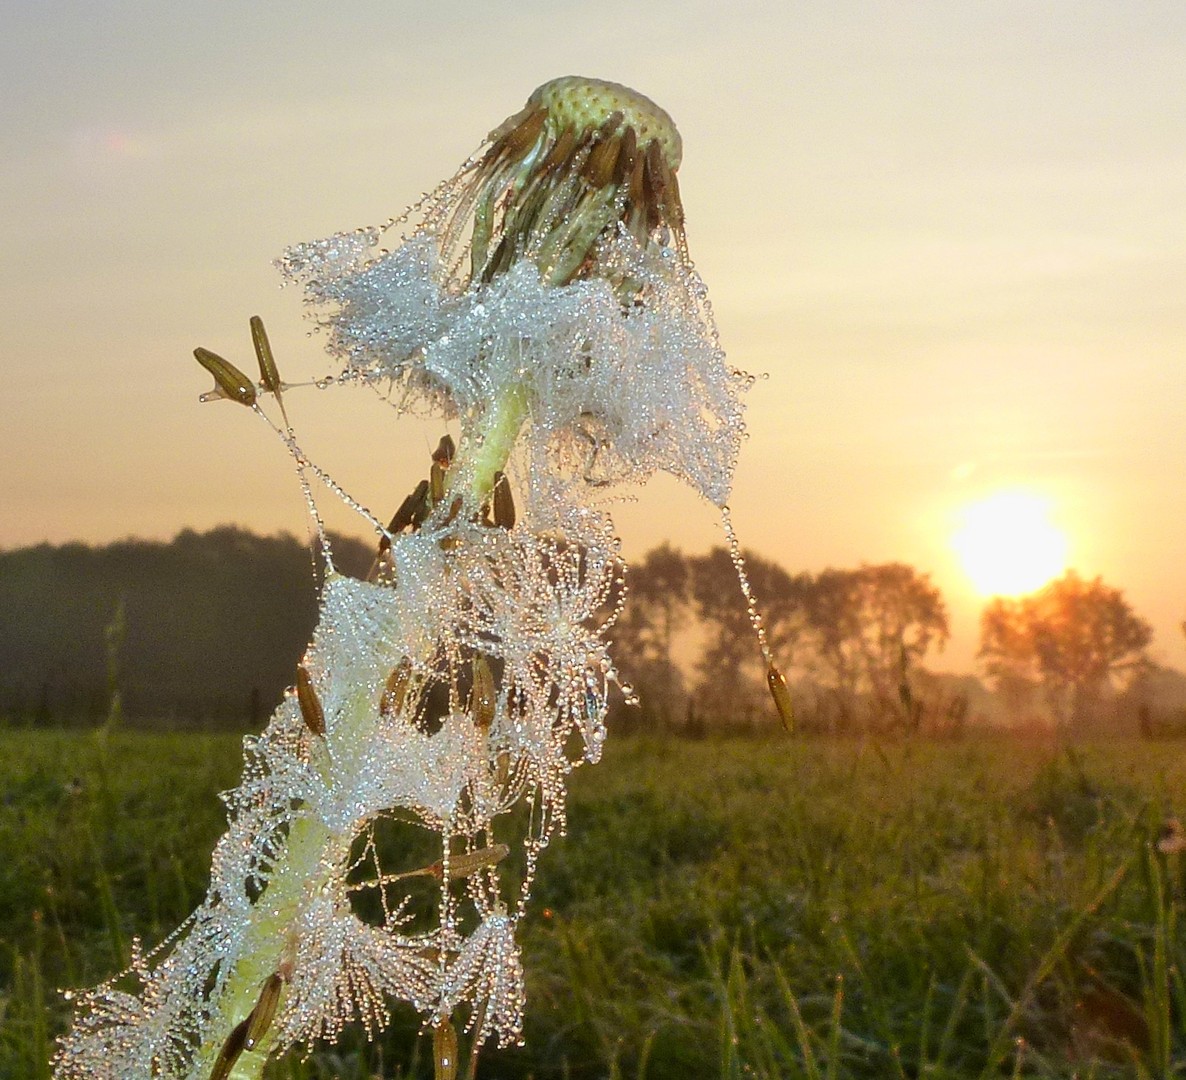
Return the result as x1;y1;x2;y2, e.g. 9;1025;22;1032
803;563;949;730
613;544;691;728
979;570;1152;730
0;528;374;726
689;547;810;726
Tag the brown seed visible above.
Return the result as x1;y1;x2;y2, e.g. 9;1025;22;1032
248;317;280;396
767;663;794;733
244;973;284;1051
193;347;256;407
494;749;511;788
471;656;497;731
583;131;622;189
430;461;446;506
296;664;325;737
388;843;510;886
380;658;413;720
614;125;638;188
431;434;456;467
535;126;576;180
388;480;431;534
492;471;516;529
432;1018;459;1080
249;316;288;429
485;103;547;164
208;1016;250;1080
434;843;511;882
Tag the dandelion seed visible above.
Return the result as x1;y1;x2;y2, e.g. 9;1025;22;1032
193;347;256;406
250;315;289;428
491;471;515;529
433;1018;459;1080
471;656;497;731
243;972;285;1050
388;480;431;534
767;663;794;733
295;663;325;737
208;1016;250;1080
379;657;413;720
432;434;456;467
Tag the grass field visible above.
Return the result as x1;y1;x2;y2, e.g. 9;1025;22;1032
2;728;1184;1079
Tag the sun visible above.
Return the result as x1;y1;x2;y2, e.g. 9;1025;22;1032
952;490;1068;597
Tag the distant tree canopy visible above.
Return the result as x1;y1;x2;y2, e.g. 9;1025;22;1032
612;547;950;732
979;570;1152;729
803;563;949;713
0;527;374;727
5;531;1162;736
612;543;692;726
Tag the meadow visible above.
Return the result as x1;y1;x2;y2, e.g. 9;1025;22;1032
2;729;1184;1079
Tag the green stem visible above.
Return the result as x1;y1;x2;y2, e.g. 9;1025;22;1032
196;801;339;1078
465;383;530;505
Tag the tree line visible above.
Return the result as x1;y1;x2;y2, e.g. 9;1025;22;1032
0;529;1175;734
613;546;1174;736
0;527;373;728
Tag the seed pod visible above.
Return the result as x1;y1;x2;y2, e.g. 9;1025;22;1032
244;973;284;1051
209;1016;250;1080
432;1018;459;1080
296;664;325;737
471;655;497;731
492;471;516;529
380;658;413;719
193;347;256;406
766;663;793;733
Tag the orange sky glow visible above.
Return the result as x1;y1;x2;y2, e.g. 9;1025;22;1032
2;2;1185;675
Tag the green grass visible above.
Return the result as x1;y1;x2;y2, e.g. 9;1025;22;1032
2;729;1184;1079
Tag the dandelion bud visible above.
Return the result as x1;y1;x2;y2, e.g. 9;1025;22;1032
470;75;684;289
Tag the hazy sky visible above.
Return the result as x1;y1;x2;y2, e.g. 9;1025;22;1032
2;1;1184;673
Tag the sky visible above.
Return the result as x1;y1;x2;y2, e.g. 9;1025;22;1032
2;1;1184;674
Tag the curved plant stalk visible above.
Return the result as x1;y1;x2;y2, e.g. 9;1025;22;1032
55;76;783;1079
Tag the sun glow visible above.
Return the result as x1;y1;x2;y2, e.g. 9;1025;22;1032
953;490;1068;597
